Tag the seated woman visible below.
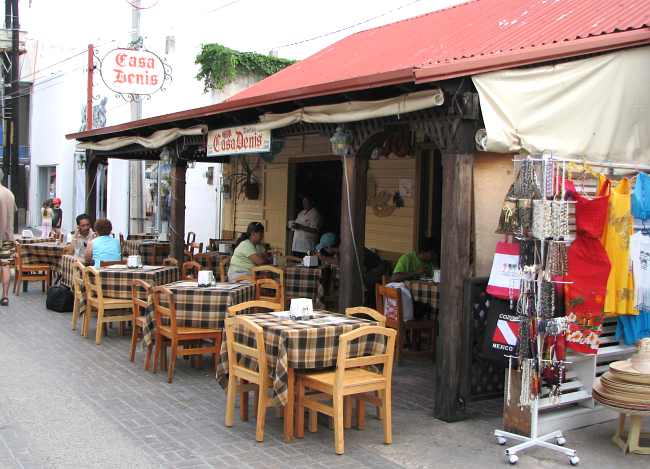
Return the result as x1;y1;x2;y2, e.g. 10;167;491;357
227;222;271;282
85;218;122;268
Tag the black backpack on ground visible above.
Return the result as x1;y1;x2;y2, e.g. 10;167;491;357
46;285;74;313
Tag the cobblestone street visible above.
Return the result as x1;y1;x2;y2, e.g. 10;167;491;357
0;289;646;469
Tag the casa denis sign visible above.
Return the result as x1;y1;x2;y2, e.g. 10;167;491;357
100;48;166;96
207;126;271;157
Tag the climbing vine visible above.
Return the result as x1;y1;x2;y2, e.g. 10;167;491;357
195;43;294;92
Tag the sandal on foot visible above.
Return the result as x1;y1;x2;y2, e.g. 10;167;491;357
0;297;8;306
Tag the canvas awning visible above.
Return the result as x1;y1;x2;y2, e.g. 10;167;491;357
472;46;650;163
76;125;207;152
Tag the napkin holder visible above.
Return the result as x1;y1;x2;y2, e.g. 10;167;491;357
197;270;215;287
218;243;233;254
21;229;34;238
127;255;143;268
302;255;319;267
290;298;314;319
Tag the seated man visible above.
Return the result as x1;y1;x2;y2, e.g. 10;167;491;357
85;219;122;268
66;213;96;259
390;238;438;283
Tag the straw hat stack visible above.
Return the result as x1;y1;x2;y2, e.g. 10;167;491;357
593;339;650;411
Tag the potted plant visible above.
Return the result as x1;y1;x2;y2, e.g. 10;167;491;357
226;156;260;200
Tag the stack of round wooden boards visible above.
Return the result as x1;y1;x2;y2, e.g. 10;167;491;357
593;359;650;411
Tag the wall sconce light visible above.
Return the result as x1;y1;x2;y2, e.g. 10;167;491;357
330;125;353;157
76;152;87;170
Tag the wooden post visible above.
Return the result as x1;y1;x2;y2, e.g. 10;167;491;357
434;151;473;422
85;151;99;224
170;160;187;262
338;151;368;311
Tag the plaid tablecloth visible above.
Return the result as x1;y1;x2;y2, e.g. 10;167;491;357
404;280;440;310
141;281;255;346
124;240;170;265
16;237;50;244
19;242;67;269
216;312;384;405
260;264;327;309
59;254;77;288
127;233;157;241
98;265;178;300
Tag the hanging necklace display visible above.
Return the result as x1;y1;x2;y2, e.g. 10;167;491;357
550;161;570;239
545;241;569;279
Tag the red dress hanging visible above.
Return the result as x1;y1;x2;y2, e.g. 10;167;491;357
565;179;611;354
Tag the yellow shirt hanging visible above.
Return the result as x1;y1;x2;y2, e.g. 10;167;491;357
600;175;636;316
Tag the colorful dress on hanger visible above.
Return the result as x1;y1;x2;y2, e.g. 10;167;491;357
601;176;636;316
565;180;611;354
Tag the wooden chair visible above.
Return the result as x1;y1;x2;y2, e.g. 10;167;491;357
251;265;285;306
375;285;435;362
255;278;283;306
227;300;282;317
194;252;213;272
186;232;196;245
13;242;50;296
345;307;386;424
163;257;179;267
100;259;126;267
130;279;154;370
181;261;201;280
119;233;125;250
219;256;231;282
208;238;218;252
83;267;133;345
71;260;86;332
224;315;278;442
151;286;222;383
184;241;203;261
296;326;396;454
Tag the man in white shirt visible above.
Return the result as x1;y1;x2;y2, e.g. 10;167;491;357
289;196;322;256
65;213;96;259
0;169;16;306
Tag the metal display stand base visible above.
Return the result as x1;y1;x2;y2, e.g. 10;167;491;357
494;429;579;465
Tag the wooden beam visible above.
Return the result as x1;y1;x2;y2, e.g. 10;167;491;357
85;151;99;224
170;161;187;262
434;151;473;422
337;151;368;310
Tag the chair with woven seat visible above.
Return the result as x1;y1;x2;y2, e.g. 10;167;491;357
70;260;87;332
255;278;283;307
130;279;154;370
13;242;50;296
151;286;222;383
251;265;285;306
194;252;214;272
181;261;201;280
219;256;231;282
227;300;282;317
225;315;279;442
296;326;396;454
376;285;435;362
83;267;133;344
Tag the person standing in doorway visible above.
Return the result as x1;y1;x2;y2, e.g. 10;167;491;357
289;195;322;257
41;200;53;238
51;198;63;236
0;169;16;306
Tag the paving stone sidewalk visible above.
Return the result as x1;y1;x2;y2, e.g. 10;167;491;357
0;289;647;468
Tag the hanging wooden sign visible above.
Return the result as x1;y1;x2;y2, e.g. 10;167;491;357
207;126;271;157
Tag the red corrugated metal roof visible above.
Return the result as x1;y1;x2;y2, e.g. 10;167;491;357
68;0;649;141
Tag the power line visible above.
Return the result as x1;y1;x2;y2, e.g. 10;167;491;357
272;0;427;50
205;0;242;14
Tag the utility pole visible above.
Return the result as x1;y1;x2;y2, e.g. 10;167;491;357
4;0;20;231
86;44;94;130
128;0;144;234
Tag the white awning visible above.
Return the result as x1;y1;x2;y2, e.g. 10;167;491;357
472;46;650;163
250;88;444;131
77;125;207;151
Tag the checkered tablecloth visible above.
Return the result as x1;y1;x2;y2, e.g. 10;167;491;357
127;233;157;241
260;264;327;309
19;242;67;270
141;281;255;346
216;312;384;405
404;280;440;310
59;254;76;288
16;237;50;245
98;265;178;300
124;240;170;265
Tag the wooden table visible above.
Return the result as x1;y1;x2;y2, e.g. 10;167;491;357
260;264;330;309
141;280;255;346
127;233;157;241
124;240;170;265
19;242;67;270
404;279;440;311
594;401;650;455
216;311;383;441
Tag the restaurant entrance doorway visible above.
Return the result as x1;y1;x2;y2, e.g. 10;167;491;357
288;159;342;251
